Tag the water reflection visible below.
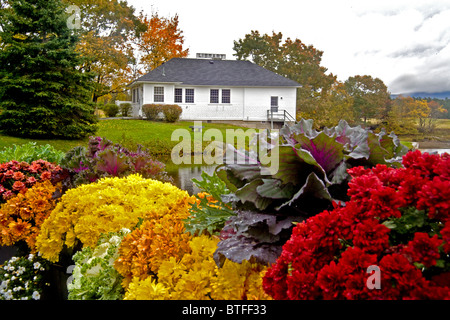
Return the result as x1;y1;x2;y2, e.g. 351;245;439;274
167;164;217;195
419;149;450;155
166;149;450;195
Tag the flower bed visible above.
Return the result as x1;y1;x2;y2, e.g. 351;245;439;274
263;151;450;299
1;135;449;300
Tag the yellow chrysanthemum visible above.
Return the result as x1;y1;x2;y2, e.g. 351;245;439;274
124;276;169;300
125;235;270;300
35;174;193;262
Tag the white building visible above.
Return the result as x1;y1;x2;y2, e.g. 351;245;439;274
128;57;300;126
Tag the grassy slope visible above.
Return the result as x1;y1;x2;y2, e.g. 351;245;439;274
0;119;251;155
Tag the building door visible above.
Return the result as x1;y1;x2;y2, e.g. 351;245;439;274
271;96;279;112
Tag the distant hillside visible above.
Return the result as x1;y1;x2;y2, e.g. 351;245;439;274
391;91;450;99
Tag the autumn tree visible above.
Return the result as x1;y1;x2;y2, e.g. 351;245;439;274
298;82;355;128
385;96;423;134
136;13;188;72
344;75;390;125
63;0;146;102
419;100;447;133
0;0;97;139
233;31;336;117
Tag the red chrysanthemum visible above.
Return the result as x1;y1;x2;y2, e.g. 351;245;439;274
353;218;390;254
403;232;443;268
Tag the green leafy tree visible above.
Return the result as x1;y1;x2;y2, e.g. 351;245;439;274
0;0;98;139
233;30;337;117
344;75;390;125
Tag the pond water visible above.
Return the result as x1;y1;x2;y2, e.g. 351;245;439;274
166;164;217;195
165;148;450;195
419;149;450;155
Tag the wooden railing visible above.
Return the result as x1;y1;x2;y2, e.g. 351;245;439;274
267;109;296;124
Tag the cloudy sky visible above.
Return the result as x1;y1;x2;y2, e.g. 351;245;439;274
127;0;450;94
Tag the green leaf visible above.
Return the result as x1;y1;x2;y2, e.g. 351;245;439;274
236;179;273;211
277;172;333;211
256;179;296;199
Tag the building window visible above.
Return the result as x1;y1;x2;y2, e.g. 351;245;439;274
210;89;219;103
222;89;231;104
154;86;164;103
185;89;195;103
174;88;183;103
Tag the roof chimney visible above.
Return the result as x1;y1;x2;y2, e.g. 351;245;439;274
196;53;226;60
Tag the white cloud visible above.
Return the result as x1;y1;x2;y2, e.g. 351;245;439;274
126;0;450;94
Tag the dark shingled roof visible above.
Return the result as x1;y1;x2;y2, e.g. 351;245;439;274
132;58;300;87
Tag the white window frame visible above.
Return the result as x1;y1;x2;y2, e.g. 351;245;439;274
174;88;183;103
210;89;219;104
154;86;164;103
185;88;195;103
221;89;231;104
210;89;231;104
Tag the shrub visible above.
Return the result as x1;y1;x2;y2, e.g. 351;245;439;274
0;180;59;252
60;136;173;188
142;104;162;121
263;151;450;300
0;142;65;164
0;160;62;203
120;103;132;117
213;119;409;266
162;104;182;122
35;174;193;262
102;104;119;118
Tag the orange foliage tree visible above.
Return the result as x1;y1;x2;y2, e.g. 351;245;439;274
136;13;189;72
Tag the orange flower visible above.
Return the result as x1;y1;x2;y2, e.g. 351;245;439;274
12;171;25;181
8;219;31;240
12;181;26;192
40;171;52;180
116;215;192;288
0;181;58;252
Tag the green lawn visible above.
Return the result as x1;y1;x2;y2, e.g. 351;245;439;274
0;119;251;156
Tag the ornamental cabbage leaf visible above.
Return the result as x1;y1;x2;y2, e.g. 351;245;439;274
213;119;409;266
68;229;130;300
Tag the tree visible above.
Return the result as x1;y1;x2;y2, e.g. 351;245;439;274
0;0;97;139
233;31;336;117
418;100;446;133
386;96;422;134
344;75;390;125
64;0;147;103
137;13;189;72
298;82;355;128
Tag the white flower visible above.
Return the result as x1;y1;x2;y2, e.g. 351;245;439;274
0;280;8;290
32;291;40;300
11;276;16;281
17;266;26;275
10;257;18;263
28;254;35;261
4;290;13;300
33;262;41;270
